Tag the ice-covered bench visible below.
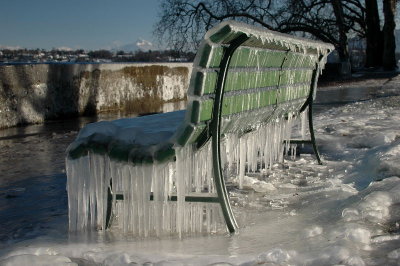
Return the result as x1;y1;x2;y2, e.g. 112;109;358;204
66;21;333;236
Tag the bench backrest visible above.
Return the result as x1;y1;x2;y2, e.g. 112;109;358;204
173;21;333;147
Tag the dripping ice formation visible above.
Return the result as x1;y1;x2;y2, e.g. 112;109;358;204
66;112;304;236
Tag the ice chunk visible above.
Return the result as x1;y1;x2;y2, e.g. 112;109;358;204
257;248;293;264
341;208;360;222
359;191;392;222
304;225;323;238
344;225;371;245
0;254;76;266
307;246;364;266
387;248;400;259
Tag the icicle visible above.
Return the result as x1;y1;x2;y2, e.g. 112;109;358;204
219;111;300;189
301;109;307;140
67;140;225;237
238;137;246;189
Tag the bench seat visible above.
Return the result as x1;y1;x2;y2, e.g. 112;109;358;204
68;110;186;163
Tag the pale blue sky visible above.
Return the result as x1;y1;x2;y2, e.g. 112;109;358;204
0;0;161;50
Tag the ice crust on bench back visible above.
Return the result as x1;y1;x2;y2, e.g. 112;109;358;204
205;20;334;55
175;20;333;146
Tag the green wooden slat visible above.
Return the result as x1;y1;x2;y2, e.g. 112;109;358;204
242;37;288;51
154;143;175;163
198;44;212;68
222;69;312;93
199;100;214;122
203;72;218;94
223;71;279;92
193;72;205;96
208;46;224;68
198;69;313;96
216;84;309;119
282;53;317;68
218;89;278;118
280;69;313;85
187;124;207;144
192;71;218;96
176;125;195;146
230;48;286;68
209;25;235;43
189;100;201;124
207;47;318;69
221;97;232;116
278;85;310;103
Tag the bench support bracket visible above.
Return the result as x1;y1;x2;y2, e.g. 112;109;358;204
299;61;323;165
210;33;249;234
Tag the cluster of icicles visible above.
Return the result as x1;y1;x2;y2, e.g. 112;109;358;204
222;111;305;189
67;111;307;237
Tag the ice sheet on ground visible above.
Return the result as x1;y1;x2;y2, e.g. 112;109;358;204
2;78;400;265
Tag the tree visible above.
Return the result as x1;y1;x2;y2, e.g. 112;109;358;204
332;0;350;61
365;0;383;67
155;0;364;66
155;0;277;51
276;0;364;75
155;0;396;72
382;0;397;70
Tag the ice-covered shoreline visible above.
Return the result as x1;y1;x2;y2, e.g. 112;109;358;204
1;75;400;265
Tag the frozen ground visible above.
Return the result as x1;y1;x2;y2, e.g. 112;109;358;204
1;74;400;265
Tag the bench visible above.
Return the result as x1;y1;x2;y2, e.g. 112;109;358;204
66;21;333;237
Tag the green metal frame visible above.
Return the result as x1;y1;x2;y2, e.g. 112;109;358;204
209;33;250;233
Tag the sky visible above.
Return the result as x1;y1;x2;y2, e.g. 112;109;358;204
0;0;161;51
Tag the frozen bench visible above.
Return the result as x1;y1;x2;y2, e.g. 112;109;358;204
66;21;333;236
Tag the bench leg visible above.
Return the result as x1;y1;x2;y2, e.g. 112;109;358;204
105;179;114;229
289;105;322;164
308;103;322;165
209;34;249;234
212;134;238;233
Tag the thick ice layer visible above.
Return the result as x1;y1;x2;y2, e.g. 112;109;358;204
205;20;334;56
74;110;185;147
66;112;302;236
67;141;225;236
